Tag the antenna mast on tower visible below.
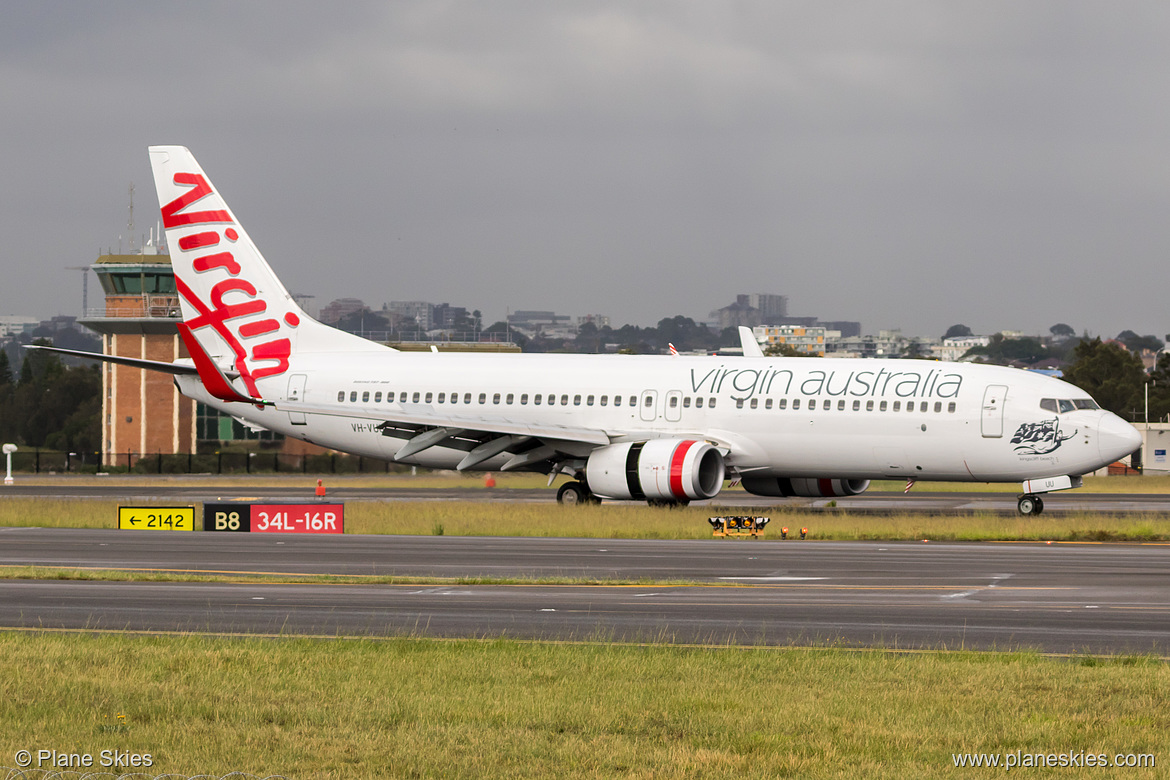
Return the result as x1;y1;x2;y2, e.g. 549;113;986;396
126;183;137;253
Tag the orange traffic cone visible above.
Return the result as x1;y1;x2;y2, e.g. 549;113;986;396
315;479;326;497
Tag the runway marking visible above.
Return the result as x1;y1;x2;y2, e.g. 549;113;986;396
719;576;827;581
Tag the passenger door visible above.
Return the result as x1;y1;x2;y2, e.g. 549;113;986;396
981;385;1007;438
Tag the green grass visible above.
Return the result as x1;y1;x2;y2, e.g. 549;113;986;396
3;497;1170;544
0;632;1164;778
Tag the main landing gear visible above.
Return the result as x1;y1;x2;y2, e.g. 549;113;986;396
1017;494;1045;516
556;481;601;505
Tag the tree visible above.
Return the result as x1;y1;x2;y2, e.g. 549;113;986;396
943;324;972;340
1115;331;1164;354
763;343;816;357
1062;338;1145;420
1049;323;1075;340
0;350;11;387
962;334;1050;366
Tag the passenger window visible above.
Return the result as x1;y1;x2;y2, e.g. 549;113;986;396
892;401;900;412
493;393;501;404
1040;398;1058;413
630;396;637;406
350;391;358;402
425;392;433;403
400;392;408;403
587;395;594;406
601;395;608;406
736;399;744;409
684;397;691;408
362;391;370;402
906;401;915;412
709;398;716;408
879;401;887;412
573;395;581;406
948;402;956;413
696;397;704;408
337;391;345;402
386;391;394;401
866;400;874;411
793;399;801;410
765;398;772;410
506;393;514;404
463;393;471;404
534;394;542;405
520;394;528;405
374;392;382;403
1058;399;1075;413
478;393;486;404
672;397;681;408
823;399;831;410
837;400;845;411
643;396;652;407
412;392;420;403
750;398;758;409
450;393;458;404
934;401;942;413
853;400;860;411
778;399;787;410
548;395;556;406
613;396;621;407
437;393;444;403
562;395;570;405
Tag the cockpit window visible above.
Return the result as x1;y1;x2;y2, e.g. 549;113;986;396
1041;397;1101;413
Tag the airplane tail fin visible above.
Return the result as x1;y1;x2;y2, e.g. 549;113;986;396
148;146;388;400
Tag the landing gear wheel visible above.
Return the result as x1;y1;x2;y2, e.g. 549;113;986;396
557;481;598;505
1017;494;1044;516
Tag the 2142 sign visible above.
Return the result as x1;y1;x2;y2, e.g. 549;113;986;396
203;503;344;534
118;506;195;531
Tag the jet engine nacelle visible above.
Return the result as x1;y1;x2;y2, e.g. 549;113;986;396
586;439;725;502
741;477;871;498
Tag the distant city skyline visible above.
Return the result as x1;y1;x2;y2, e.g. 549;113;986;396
4;4;1170;339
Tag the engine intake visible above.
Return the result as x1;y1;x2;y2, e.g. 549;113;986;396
741;477;870;498
587;439;725;502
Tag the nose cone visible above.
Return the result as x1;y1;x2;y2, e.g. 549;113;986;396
1098;413;1143;464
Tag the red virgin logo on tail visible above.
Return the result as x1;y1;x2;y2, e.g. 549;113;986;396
163;172;296;398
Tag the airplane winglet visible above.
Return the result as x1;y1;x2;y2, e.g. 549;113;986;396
177;323;269;405
738;327;765;358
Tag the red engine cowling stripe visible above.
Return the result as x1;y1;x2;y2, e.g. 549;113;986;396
669;440;697;498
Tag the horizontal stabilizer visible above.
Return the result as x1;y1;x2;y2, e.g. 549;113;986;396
22;344;199;375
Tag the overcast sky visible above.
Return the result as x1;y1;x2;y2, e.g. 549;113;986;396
3;1;1170;339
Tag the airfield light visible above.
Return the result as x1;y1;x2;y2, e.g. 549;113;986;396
3;443;16;485
781;527;788;539
800;527;808;540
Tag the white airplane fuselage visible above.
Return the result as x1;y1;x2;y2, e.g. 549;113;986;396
178;350;1138;485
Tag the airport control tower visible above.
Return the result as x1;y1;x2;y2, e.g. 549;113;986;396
78;246;197;467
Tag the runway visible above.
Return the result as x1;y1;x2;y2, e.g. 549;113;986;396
2;528;1168;655
6;479;1170;513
